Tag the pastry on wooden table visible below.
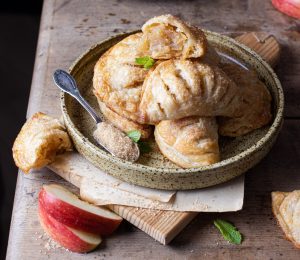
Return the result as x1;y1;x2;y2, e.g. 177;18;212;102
12;112;73;173
154;117;220;168
140;14;207;59
219;63;272;137
140;60;241;124
272;191;300;249
98;101;152;139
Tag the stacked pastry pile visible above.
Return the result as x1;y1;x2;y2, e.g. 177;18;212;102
93;14;272;168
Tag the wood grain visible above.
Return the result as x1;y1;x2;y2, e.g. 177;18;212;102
235;32;280;67
6;0;300;259
109;205;198;245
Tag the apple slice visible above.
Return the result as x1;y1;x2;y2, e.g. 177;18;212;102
39;204;102;253
272;0;300;19
39;184;122;235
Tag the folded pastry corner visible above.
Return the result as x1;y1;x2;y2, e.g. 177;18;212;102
154;117;220;168
140;14;207;59
219;63;272;137
98;101;152;139
272;191;300;249
12;112;73;173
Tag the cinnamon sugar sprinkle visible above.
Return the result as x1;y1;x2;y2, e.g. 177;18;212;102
93;122;140;162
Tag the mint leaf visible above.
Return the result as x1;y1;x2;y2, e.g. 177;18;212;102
127;130;141;143
127;130;151;153
138;141;152;154
135;56;155;69
214;219;242;245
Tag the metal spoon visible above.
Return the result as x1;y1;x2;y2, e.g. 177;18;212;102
53;69;140;162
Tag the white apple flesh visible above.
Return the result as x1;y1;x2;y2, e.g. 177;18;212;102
38;204;102;253
39;184;122;235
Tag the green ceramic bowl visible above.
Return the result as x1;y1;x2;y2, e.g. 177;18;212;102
61;30;284;190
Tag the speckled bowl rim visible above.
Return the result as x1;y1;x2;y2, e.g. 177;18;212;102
61;30;284;175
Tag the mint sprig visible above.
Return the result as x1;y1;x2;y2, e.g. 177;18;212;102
135;56;155;69
214;219;242;245
127;130;142;143
127;130;151;154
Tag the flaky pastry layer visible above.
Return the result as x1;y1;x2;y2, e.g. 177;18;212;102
12;112;72;173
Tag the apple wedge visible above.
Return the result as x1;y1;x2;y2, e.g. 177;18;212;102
39;184;122;235
39;204;102;253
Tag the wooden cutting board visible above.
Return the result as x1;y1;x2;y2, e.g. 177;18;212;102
51;32;280;245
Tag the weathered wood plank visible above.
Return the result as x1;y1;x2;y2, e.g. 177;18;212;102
109;205;198;245
235;32;280;67
6;0;300;259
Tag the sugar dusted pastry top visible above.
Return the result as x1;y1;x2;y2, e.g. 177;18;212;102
140;59;241;124
155;117;220;168
93;32;232;125
93;33;150;123
93;16;210;125
272;191;300;249
219;63;272;137
140;14;207;59
12;112;73;173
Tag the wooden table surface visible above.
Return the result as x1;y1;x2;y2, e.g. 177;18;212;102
6;0;300;259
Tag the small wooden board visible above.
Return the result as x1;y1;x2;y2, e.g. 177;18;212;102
49;32;280;245
109;205;197;245
235;32;280;67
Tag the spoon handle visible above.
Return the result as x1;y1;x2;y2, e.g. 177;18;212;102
53;69;101;124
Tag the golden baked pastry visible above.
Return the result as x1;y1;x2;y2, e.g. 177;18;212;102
219;63;272;136
154;117;220;168
12;112;73;173
93;33;150;123
98;101;152;139
139;59;241;124
140;14;207;59
272;191;300;249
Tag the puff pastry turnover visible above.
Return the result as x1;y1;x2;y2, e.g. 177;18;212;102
219;63;272;136
98;101;152;139
140;14;207;59
272;191;300;249
154;117;220;168
140;59;241;124
93;33;150;123
12;112;73;173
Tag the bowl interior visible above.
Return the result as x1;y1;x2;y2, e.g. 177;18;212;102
63;31;282;172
